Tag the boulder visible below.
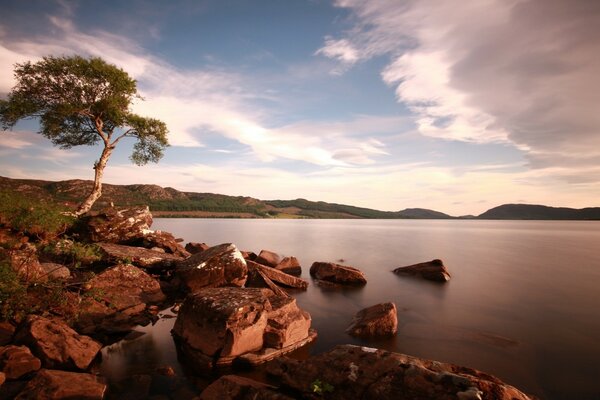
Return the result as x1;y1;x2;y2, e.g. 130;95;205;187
97;242;182;270
267;344;534;400
81;206;153;243
0;322;15;346
241;251;258;261
346;303;398;338
248;261;308;290
15;369;106;399
392;259;451;282
199;375;293;400
0;345;41;379
39;263;70;280
275;256;301;276
131;230;190;258
14;315;101;371
176;243;247;292
172;287;314;370
5;245;47;283
310;262;367;286
185;242;210;255
255;250;280;268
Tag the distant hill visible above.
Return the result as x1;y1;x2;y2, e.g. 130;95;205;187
477;204;600;220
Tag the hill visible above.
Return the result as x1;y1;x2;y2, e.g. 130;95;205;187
477;204;600;220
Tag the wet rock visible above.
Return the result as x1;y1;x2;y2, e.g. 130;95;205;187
267;344;534;400
15;369;106;399
176;243;247;292
172;287;314;370
185;242;210;255
81;206;153;243
97;242;182;270
14;315;101;371
255;250;281;268
275;256;302;276
199;375;293;400
310;262;367;286
0;345;41;379
392;259;451;282
0;322;15;346
346;303;398;338
39;263;70;280
248;261;308;290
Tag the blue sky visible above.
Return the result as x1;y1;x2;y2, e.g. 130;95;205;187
1;0;599;215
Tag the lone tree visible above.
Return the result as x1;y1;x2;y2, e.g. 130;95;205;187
0;55;168;216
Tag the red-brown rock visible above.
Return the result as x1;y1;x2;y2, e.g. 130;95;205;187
0;345;41;379
393;259;451;282
241;251;258;261
199;375;293;400
176;243;248;292
6;245;47;283
275;256;302;276
248;261;308;290
15;369;106;399
39;263;70;280
134;230;190;258
0;322;15;346
346;303;398;338
185;242;210;255
0;371;4;386
267;344;534;400
255;250;280;268
81;206;153;243
97;242;182;270
310;262;367;286
14;315;101;371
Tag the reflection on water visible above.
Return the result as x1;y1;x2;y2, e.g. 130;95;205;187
99;219;600;400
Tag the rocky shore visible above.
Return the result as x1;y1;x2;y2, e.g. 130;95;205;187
0;206;537;399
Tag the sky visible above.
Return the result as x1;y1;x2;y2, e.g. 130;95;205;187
1;0;599;216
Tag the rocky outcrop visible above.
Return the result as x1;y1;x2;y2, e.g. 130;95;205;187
185;242;210;255
15;369;106;399
39;263;70;280
14;316;101;371
199;375;293;400
0;345;41;379
81;206;153;243
310;262;367;286
172;287;314;370
346;303;398;338
97;242;182;270
255;250;280;268
392;259;451;282
176;243;248;292
275;256;301;276
267;344;534;400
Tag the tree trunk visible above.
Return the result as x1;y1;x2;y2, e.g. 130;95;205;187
75;144;114;216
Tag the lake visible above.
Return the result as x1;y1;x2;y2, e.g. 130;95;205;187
101;219;600;399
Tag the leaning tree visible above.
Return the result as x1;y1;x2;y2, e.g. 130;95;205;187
0;55;168;216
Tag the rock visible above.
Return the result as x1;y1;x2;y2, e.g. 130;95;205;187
0;322;15;346
267;344;534;400
246;264;290;298
241;251;257;261
15;369;106;399
172;287;314;370
14;315;101;371
392;259;451;282
310;262;367;286
176;243;247;292
39;263;70;280
275;256;302;276
97;242;182;270
0;371;4;386
199;375;293;400
5;245;47;283
248;261;308;290
81;206;153;243
129;230;190;258
0;345;41;379
346;303;398;338
185;242;210;255
255;250;281;268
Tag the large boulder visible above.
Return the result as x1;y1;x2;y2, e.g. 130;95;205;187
275;256;302;276
81;206;153;243
346;303;398;338
15;369;106;399
255;250;280;268
176;243;248;292
392;259;451;282
199;375;293;400
310;262;367;286
267;344;534;400
14;316;101;371
97;242;182;270
172;287;314;370
0;345;41;379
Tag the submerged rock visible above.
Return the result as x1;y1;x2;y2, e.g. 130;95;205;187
310;262;367;286
267;344;534;400
15;369;106;399
199;375;293;400
346;302;398;338
393;259;451;282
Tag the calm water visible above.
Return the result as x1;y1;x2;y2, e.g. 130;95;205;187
102;219;600;399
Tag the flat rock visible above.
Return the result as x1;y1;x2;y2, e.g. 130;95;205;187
275;256;302;276
255;250;281;268
14;315;101;371
97;242;182;270
39;263;70;280
185;242;210;255
267;344;534;400
346;302;398;338
199;375;293;400
0;345;41;379
15;369;106;399
393;259;451;282
176;243;247;292
81;206;153;243
247;261;308;290
310;262;367;286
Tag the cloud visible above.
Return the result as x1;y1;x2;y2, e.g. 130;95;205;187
319;0;600;169
0;131;34;149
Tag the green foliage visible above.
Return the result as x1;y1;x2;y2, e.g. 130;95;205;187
311;379;335;396
42;239;102;268
0;191;74;240
0;260;27;320
148;197;267;215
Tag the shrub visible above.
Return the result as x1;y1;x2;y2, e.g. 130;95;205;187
42;239;102;269
0;260;27;320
